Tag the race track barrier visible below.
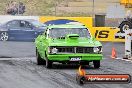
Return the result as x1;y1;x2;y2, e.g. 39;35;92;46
40;16;125;42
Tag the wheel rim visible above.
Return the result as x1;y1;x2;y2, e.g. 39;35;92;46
0;32;8;41
122;24;130;32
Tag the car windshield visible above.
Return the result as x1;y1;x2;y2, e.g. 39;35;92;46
49;28;91;38
31;21;46;27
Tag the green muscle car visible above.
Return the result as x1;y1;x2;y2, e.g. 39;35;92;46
35;24;103;68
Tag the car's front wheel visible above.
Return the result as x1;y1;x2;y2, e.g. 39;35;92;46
0;32;9;41
36;48;46;65
93;60;100;68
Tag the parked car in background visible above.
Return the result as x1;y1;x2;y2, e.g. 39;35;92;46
35;24;103;68
0;19;46;41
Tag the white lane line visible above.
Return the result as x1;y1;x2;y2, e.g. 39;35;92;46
116;58;132;62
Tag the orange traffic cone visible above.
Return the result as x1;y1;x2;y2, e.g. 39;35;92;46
111;47;117;59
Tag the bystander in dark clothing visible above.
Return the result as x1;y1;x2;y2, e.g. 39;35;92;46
18;2;25;14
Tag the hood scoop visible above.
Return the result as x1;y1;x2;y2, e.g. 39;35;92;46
66;34;79;39
66;34;79;42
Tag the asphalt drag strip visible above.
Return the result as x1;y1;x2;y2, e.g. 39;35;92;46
0;57;131;88
0;41;131;88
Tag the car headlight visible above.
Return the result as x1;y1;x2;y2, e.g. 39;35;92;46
93;47;100;53
93;46;102;53
51;48;58;54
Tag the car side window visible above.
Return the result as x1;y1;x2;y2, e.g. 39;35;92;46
6;20;20;28
20;21;32;29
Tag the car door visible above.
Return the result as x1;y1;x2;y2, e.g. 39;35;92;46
19;20;36;41
6;20;23;41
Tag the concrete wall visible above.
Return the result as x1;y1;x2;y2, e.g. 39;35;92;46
0;15;39;24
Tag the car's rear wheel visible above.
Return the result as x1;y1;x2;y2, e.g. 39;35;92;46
36;48;46;65
93;60;100;68
45;54;52;69
0;32;9;41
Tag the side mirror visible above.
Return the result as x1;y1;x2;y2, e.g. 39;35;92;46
44;32;46;36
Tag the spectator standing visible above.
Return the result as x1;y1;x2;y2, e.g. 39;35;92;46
11;1;18;15
6;1;13;14
6;1;18;15
18;2;25;14
6;1;25;15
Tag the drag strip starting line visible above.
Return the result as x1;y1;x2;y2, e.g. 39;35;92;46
116;58;132;63
0;57;36;61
